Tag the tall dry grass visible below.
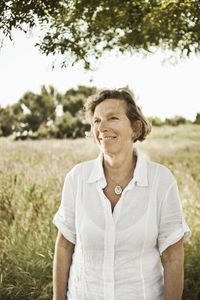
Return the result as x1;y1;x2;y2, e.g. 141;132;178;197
0;124;200;299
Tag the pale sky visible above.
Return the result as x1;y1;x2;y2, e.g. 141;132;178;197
0;30;199;121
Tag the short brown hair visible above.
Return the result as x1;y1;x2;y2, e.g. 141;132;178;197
85;88;151;142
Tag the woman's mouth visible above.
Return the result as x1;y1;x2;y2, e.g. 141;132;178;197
99;136;116;141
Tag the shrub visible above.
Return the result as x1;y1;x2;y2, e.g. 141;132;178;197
148;116;164;127
165;115;188;126
194;113;200;125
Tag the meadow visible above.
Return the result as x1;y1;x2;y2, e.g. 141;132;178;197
0;124;200;299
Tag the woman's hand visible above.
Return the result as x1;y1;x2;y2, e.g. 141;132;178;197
162;237;184;300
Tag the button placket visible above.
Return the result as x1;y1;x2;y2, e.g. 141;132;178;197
97;182;115;300
113;180;135;224
103;200;115;300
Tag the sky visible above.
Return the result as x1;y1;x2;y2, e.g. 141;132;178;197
0;30;200;121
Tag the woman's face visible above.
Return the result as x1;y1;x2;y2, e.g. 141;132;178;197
92;98;135;156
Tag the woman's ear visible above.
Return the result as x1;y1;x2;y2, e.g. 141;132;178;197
132;120;142;140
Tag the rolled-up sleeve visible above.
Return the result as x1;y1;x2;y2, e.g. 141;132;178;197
158;180;191;255
53;173;76;244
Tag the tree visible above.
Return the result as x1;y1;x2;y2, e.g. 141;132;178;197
0;106;14;136
1;1;200;68
0;85;96;138
0;103;23;136
194;112;200;124
165;115;188;126
19;85;57;132
62;85;97;116
54;111;90;138
148;116;164;127
55;85;96;138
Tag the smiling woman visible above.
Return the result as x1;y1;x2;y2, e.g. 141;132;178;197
52;89;191;300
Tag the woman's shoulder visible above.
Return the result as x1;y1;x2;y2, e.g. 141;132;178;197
146;159;176;186
65;158;98;180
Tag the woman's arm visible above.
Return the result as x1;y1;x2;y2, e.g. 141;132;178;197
162;237;184;300
53;231;75;300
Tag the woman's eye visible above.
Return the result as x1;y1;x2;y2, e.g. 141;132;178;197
110;116;118;120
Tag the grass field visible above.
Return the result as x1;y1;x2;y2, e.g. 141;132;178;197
0;124;200;299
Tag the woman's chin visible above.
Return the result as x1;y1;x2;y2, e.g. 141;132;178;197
99;145;119;156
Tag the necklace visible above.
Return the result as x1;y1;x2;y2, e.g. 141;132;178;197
105;172;123;195
104;158;136;196
114;185;123;195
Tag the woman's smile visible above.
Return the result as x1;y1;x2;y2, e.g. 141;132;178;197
99;136;117;141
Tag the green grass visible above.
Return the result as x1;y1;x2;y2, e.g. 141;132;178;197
0;124;200;299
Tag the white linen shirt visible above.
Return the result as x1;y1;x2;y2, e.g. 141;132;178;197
53;148;191;300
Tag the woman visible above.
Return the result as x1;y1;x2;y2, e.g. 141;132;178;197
53;89;191;300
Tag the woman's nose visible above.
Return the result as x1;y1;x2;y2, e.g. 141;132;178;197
98;120;108;132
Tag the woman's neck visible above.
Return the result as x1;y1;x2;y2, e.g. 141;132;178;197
103;149;137;183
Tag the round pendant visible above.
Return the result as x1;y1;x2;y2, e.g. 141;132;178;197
114;185;123;195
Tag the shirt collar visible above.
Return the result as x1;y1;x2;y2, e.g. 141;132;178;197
87;147;149;187
87;152;105;184
133;148;149;187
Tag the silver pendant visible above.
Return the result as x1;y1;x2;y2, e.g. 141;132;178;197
114;185;123;195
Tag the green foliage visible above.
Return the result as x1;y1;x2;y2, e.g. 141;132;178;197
194;112;200;124
0;106;14;136
1;1;200;67
148;116;164;127
65;85;97;98
148;115;192;127
62;86;97;116
53;112;89;138
63;94;85;116
0;85;95;139
165;115;189;126
0;103;23;136
0;84;197;139
19;85;57;132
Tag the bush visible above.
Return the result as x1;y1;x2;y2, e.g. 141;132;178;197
148;117;164;127
14;116;91;140
165;115;188;126
54;112;90;138
194;113;200;125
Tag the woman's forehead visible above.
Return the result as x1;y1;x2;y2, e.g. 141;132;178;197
93;98;126;116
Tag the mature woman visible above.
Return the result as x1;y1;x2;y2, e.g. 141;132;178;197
53;89;191;300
